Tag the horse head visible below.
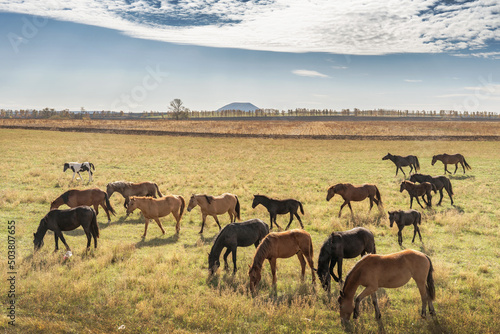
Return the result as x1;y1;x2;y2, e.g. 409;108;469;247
388;211;398;227
49;199;60;210
382;153;391;160
251;195;261;209
63;163;69;172
186;194;197;212
431;155;437;165
248;265;261;293
126;197;138;214
338;290;355;322
208;256;220;276
399;181;408;193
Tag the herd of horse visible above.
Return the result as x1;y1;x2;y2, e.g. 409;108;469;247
33;152;471;323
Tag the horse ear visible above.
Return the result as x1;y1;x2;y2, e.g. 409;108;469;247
313;268;317;272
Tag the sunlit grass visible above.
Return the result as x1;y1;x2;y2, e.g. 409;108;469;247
0;128;499;333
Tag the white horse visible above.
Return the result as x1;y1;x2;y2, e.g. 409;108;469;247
63;162;95;182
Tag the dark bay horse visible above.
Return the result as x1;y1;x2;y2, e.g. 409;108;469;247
382;153;420;177
251;195;304;230
388;210;422;247
432;153;471;174
249;229;315;293
187;193;240;234
338;249;435;322
208;219;269;275
410;173;454;205
106;181;163;211
33;206;99;252
326;183;383;219
50;188;116;223
317;227;376;292
400;180;436;209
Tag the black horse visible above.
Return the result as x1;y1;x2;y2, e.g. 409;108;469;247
208;219;269;275
251;195;304;230
410;173;454;206
388;210;422;247
382;153;420;178
317;227;376;291
33;206;99;252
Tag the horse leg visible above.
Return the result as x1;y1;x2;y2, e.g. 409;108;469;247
71;171;76;182
447;188;454;205
400;167;407;178
85;229;92;250
437;189;444;206
231;246;238;274
273;214;282;230
416;280;431;318
329;260;339;283
415;196;425;209
354;286;378;319
398;227;403;246
294;212;304;229
394;165;399;176
338;201;348;218
305;253;316;284
453;163;458;174
199;214;207;234
143;219;150;238
153;218;165;235
270;258;277;286
368;196;374;212
213;216;222;230
222;248;231;271
55;230;71;251
416;224;422;242
371;293;382;320
460;161;466;173
101;203;111;223
285;212;294;230
297;252;306;282
54;234;59;252
444;164;450;174
93;204;99;216
337;258;344;284
347;202;354;220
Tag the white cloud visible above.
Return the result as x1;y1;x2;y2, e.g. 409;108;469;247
0;0;499;55
292;70;330;78
405;79;423;83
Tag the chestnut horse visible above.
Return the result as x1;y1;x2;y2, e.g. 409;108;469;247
187;193;240;234
106;181;163;211
432;153;471;174
409;173;454;206
338;249;435;322
50;188;116;223
126;195;185;238
248;229;315;293
326;183;383;219
400;180;436;209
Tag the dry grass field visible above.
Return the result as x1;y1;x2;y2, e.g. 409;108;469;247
0;123;499;333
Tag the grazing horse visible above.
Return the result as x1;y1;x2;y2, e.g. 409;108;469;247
317;227;376;292
63;162;95;182
248;229;315;293
400;180;436;209
33;206;99;252
410;173;454;206
208;219;269;275
432;153;471;174
126;195;185;238
326;183;383;219
187;193;240;234
251;195;305;230
338;249;435;322
106;181;163;211
50;188;116;223
382;153;420;177
388;210;422;247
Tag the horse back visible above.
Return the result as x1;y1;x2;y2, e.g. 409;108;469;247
46;206;95;231
337;228;375;258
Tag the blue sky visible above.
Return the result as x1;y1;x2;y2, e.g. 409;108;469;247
0;0;499;112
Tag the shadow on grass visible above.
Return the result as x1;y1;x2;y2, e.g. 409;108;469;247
449;174;475;180
135;233;179;248
183;232;219;249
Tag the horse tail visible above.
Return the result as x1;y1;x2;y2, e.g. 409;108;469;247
375;186;383;207
90;162;95;171
298;201;305;215
104;193;116;216
448;179;454;195
91;209;100;239
155;183;163;197
178;196;185;220
463;157;472;170
417;212;422;225
235;196;241;220
415;156;420;171
425;255;435;301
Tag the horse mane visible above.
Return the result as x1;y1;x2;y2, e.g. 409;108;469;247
252;236;272;269
204;195;214;204
61;190;71;204
109;181;131;190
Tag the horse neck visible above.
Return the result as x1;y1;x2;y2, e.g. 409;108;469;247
341;266;361;299
251;239;269;270
35;221;49;238
256;196;269;206
209;231;226;262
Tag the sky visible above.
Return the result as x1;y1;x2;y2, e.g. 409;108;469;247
0;0;499;113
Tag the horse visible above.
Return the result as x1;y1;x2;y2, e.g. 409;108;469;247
63;162;95;182
251;195;304;230
410;173;454;206
388;210;422;247
317;227;376;292
33;206;99;252
382;153;420;178
126;195;185;238
399;180;436;209
326;183;383;219
248;229;315;293
50;188;116;223
106;181;163;211
431;153;471;174
187;193;240;234
338;249;435;322
208;219;269;275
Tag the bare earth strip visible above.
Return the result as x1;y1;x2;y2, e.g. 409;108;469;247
1;118;499;140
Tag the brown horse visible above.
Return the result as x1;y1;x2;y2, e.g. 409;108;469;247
187;193;240;234
432;153;471;174
126;195;185;238
50;188;116;223
400;180;436;209
106;181;163;211
338;249;435;322
248;229;315;293
326;183;383;218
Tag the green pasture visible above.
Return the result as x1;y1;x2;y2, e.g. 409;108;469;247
0;129;499;333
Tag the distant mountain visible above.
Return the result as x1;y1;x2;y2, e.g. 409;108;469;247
217;102;260;112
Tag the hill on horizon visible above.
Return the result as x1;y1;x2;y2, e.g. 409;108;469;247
217;102;260;112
